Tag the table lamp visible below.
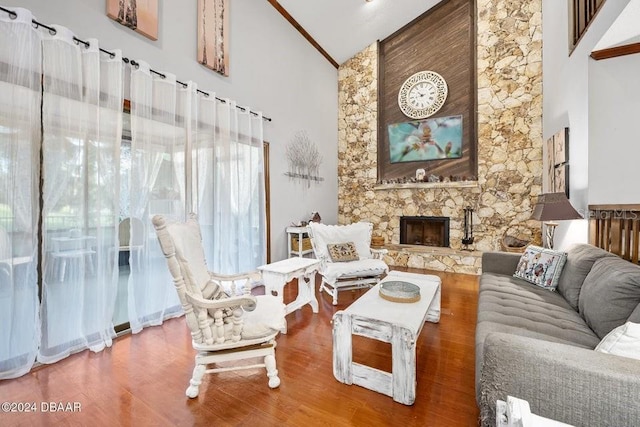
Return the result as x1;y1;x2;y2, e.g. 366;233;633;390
530;192;582;249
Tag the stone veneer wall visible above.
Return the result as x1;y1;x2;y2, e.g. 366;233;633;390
337;0;543;274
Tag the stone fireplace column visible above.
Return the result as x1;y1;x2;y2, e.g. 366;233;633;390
337;0;543;272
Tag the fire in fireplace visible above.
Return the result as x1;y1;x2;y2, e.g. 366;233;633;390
400;216;450;247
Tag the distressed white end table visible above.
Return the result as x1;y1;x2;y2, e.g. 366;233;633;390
257;257;320;333
332;270;441;405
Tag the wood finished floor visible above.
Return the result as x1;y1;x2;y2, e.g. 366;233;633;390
0;268;480;426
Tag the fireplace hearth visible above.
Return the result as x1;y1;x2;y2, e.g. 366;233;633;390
400;216;450;247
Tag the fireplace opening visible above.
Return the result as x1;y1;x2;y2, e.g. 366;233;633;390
400;216;450;247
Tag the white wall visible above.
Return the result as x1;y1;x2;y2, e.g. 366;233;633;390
5;0;339;261
542;0;630;249
589;53;640;203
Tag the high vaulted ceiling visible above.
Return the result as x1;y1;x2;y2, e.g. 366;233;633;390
275;0;640;66
276;0;443;66
595;0;640;49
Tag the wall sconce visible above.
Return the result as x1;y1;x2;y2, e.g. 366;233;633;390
531;192;582;249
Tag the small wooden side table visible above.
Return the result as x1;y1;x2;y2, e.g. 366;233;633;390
285;226;313;258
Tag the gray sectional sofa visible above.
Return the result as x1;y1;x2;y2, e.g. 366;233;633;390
476;243;640;427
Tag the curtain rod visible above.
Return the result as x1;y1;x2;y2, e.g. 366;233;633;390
0;5;272;122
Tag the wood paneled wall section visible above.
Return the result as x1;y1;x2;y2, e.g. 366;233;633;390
378;0;476;181
589;204;640;264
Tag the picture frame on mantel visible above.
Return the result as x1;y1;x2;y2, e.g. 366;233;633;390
106;0;158;41
197;0;229;76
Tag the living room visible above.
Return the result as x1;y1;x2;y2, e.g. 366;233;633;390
1;0;639;426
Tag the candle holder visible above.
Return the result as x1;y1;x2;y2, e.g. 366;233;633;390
462;206;474;250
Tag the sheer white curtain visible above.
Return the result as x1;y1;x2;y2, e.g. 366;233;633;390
170;91;266;274
0;8;41;379
0;5;268;378
196;99;266;274
127;62;185;333
38;27;122;362
193;91;216;263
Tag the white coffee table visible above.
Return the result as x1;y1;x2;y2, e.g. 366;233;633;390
258;257;320;333
332;270;441;405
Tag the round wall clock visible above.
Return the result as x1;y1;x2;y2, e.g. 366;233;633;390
397;70;448;119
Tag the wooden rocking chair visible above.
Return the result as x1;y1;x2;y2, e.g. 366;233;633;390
153;214;286;398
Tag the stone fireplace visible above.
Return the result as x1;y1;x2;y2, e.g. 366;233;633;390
400;216;450;247
337;0;543;275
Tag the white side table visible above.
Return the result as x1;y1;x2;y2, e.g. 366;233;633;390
257;257;320;333
285;226;313;258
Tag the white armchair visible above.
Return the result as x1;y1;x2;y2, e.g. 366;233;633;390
152;214;286;398
308;222;388;305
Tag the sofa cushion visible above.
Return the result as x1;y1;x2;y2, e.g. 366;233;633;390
321;258;388;284
478;273;601;348
629;304;640;324
513;245;567;290
308;222;373;262
475;272;601;395
557;244;616;311
579;257;640;339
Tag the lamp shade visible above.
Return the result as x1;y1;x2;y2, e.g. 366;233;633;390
531;192;582;221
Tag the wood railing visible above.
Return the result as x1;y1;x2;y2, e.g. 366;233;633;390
571;0;606;51
589;204;640;264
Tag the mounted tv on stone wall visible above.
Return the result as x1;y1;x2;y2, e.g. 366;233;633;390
388;115;463;163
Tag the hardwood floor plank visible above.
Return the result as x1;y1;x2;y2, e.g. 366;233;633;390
0;269;480;426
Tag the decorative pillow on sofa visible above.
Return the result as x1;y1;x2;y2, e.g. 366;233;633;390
327;242;359;262
595;322;640;361
513;245;567;290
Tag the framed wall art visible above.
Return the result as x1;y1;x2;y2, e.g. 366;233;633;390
544;127;570;195
198;0;229;76
553;127;569;166
107;0;158;41
544;135;555;192
554;164;569;197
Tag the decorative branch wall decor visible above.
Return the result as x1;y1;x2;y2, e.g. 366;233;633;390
285;131;324;187
198;0;229;76
107;0;158;41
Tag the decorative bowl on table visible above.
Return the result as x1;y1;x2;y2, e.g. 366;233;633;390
379;281;421;303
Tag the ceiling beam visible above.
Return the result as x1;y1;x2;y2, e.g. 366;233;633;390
266;0;339;69
590;42;640;60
